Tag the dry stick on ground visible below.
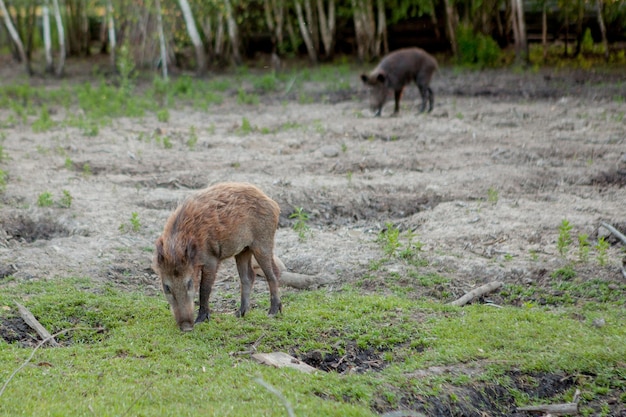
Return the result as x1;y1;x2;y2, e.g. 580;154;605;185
0;328;81;398
15;302;60;347
254;377;296;417
448;281;504;307
600;222;626;245
517;389;580;416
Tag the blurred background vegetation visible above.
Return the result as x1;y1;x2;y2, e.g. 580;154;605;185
0;0;625;77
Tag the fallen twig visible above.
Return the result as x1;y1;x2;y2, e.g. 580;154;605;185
254;377;296;417
0;328;78;398
600;222;626;245
15;302;60;347
516;389;580;416
231;333;266;356
449;281;504;306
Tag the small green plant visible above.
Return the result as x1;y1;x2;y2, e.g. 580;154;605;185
0;144;7;162
237;88;259;105
119;212;141;233
577;234;591;263
557;219;573;257
377;222;402;258
290;207;311;241
595;237;610;266
0;169;7;192
37;191;54;207
253;73;278;92
32;106;55;132
162;136;173;149
59;189;73;208
239;117;254;134
187;126;198;149
487;187;499;204
156;108;170;123
82;163;92;176
64;157;73;170
399;229;424;260
551;265;576;280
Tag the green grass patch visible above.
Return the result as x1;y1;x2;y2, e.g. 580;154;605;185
1;278;624;416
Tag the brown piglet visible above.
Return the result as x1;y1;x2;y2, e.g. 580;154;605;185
360;47;438;116
153;182;282;332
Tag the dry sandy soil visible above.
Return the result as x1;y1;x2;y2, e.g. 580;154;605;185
0;59;625;414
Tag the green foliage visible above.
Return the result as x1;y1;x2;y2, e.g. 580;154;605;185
377;222;402;258
59;190;73;208
253;72;279;92
237;88;259;105
37;191;54;207
581;28;594;54
557;219;573;257
487;187;499;204
119;212;141;233
550;265;576;280
0;169;7;193
577;234;590;263
156;108;170;123
457;25;502;68
238;117;254;135
595;237;610;266
32;106;55;132
290;207;311;241
187;126;198;150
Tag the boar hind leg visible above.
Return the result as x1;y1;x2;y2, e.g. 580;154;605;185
235;249;256;318
417;84;429;113
252;248;282;316
426;87;434;112
196;262;218;324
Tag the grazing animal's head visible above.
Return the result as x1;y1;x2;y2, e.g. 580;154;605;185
153;235;200;332
361;71;389;114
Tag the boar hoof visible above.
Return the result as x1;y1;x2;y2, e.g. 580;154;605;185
268;301;282;316
195;309;210;324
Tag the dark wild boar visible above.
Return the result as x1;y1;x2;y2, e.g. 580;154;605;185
153;182;282;332
360;47;438;116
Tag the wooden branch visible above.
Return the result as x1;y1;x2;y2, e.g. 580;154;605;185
15;302;60;347
516;402;578;415
253;255;335;289
449;281;503;306
600;222;626;245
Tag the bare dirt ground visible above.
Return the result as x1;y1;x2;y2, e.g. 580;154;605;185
1;59;625;415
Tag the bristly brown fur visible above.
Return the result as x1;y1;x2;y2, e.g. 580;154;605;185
153;182;282;331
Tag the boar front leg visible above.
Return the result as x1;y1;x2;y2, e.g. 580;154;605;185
393;89;403;115
196;261;218;324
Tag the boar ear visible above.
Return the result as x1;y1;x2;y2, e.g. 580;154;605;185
360;74;369;84
376;72;386;83
155;236;165;264
186;241;198;264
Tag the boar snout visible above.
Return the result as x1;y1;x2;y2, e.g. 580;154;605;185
179;321;194;332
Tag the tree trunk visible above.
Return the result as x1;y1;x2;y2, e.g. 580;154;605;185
294;0;318;63
224;0;242;65
177;0;207;75
511;0;527;64
542;1;547;61
442;0;458;57
106;0;117;70
316;0;335;59
43;0;54;73
264;0;285;54
574;0;584;56
595;0;609;61
51;0;66;76
155;0;168;80
0;0;31;74
303;0;319;53
375;0;387;56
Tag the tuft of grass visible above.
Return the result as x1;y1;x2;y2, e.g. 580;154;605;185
595;237;610;266
0;169;7;192
487;187;499;204
557;219;573;257
239;117;254;135
119;212;141;233
59;189;73;208
577;233;590;263
187;126;198;149
289;207;311;241
37;191;54;207
237;88;259;105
